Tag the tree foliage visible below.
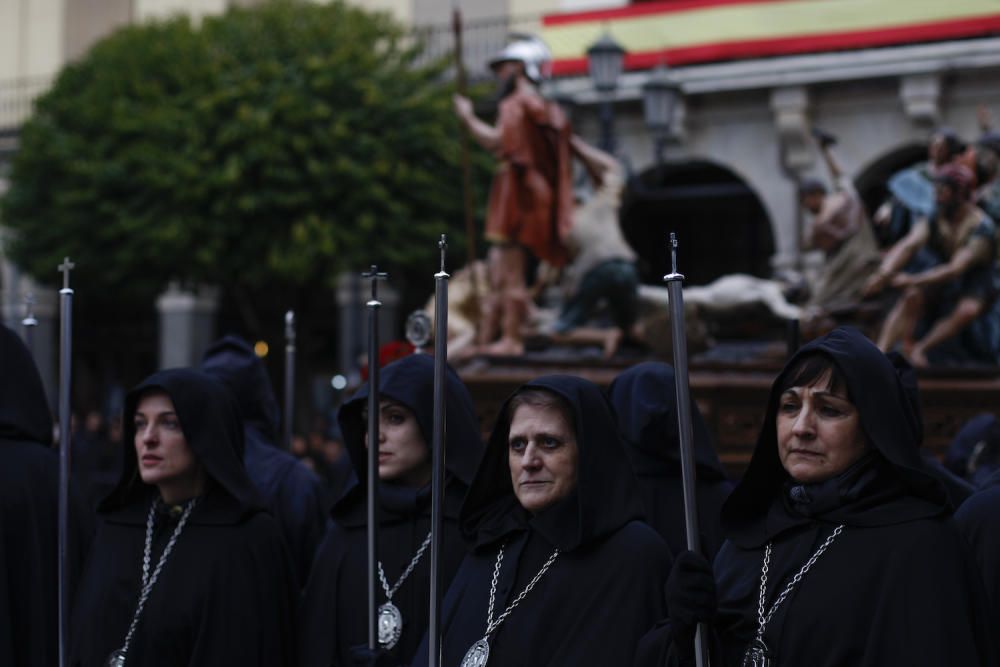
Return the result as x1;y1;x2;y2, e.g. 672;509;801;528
2;0;488;307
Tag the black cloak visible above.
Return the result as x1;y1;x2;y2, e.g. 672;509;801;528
886;350;974;507
955;468;1000;627
299;354;484;667
638;327;995;666
608;362;733;559
201;335;330;586
70;368;297;666
946;413;1000;487
0;324;87;666
413;375;671;667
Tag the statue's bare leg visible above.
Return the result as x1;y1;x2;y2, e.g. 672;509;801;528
910;296;984;367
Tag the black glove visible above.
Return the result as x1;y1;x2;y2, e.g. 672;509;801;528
664;550;717;659
349;644;391;667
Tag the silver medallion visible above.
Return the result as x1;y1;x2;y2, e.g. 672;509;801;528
741;637;772;667
106;649;126;667
377;602;404;650
461;638;490;667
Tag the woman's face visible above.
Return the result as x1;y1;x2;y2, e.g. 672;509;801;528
133;391;205;503
364;400;430;488
776;370;867;484
507;403;579;514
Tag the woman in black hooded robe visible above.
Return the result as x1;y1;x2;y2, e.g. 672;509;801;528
298;353;484;666
413;375;671;667
70;368;297;666
640;327;995;666
608;362;733;560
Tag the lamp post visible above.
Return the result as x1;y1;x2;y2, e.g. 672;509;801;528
642;63;682;164
587;32;625;152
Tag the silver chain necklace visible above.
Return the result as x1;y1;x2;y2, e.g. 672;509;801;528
105;497;199;667
460;542;561;667
742;524;844;667
375;530;433;650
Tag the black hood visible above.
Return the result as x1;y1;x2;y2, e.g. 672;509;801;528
100;368;264;522
608;361;728;482
0;323;52;445
336;354;484;504
460;375;645;553
201;335;281;442
722;327;948;540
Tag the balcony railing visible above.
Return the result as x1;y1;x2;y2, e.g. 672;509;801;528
410;13;543;81
0;76;52;132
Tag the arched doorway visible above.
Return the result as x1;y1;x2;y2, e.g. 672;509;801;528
855;143;926;217
621;161;774;286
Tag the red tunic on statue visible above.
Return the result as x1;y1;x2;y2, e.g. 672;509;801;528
485;89;574;267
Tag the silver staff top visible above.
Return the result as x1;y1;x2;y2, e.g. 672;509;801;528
662;233;684;283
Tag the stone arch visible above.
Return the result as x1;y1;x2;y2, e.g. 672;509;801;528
621;159;774;286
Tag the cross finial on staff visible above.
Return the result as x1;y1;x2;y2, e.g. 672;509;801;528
58;257;75;291
438;234;448;274
22;293;38;328
670;233;678;274
663;234;685;283
362;265;388;300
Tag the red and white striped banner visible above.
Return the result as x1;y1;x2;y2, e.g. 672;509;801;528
542;0;1000;74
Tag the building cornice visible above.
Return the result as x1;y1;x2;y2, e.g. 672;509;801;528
550;36;1000;103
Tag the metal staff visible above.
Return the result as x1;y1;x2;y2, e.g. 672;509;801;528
283;310;296;450
428;235;449;667
57;257;75;667
662;235;709;667
364;265;387;652
22;292;38;356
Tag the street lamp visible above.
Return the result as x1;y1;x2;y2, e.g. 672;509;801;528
642;63;682;164
587;32;625;152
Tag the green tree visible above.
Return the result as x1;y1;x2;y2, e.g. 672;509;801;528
2;0;487;319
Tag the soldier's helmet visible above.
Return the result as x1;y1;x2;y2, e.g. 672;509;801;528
488;34;552;84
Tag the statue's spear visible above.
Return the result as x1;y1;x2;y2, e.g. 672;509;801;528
452;3;480;322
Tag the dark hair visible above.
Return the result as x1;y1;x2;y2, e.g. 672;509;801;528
974;147;998;187
933;128;967;160
506;387;576;439
776;352;851;402
798;178;827;198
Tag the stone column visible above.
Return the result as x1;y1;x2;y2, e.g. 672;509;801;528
155;282;220;369
899;73;942;128
769;85;814;275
